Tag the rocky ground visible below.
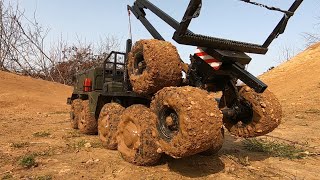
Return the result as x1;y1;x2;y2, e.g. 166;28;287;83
0;43;320;179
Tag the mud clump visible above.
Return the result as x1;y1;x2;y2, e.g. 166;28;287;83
127;39;182;95
222;86;282;138
116;105;161;166
151;86;223;158
98;103;125;150
70;99;82;129
200;127;224;156
78;100;98;135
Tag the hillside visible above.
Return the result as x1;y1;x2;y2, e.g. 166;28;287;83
0;43;320;179
260;43;320;148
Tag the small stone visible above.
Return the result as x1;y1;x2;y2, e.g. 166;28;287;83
302;151;309;155
59;168;71;175
190;101;196;105
151;130;157;137
260;102;267;108
210;113;215;117
84;142;91;148
256;129;263;133
156;148;163;153
85;159;94;164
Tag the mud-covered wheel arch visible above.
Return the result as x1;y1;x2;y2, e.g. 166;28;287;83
116;105;161;166
150;86;223;158
70;99;83;129
78;100;98;135
98;103;125;150
221;85;282;138
127;39;182;95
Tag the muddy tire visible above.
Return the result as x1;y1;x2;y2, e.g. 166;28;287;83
222;86;282;138
150;86;223;158
200;128;224;156
127;39;182;95
116;105;161;166
70;99;82;129
78;100;98;135
98;103;125;150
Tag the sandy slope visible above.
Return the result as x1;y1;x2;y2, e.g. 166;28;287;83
0;43;320;179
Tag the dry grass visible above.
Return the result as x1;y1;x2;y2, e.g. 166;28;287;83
33;131;51;137
243;138;307;159
10;142;30;148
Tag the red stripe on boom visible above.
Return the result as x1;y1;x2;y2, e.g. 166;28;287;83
195;52;208;56
204;59;219;63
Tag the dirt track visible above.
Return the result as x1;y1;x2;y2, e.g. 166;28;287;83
1;43;320;179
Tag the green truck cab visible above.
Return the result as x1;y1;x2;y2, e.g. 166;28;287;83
67;48;150;129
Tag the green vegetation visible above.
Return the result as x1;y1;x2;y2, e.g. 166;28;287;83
19;154;37;168
33;131;51;137
76;139;87;148
1;173;13;180
305;109;320;114
226;154;251;166
90;140;103;148
63;130;81;139
50;111;68;115
243;138;307;159
35;175;52;180
10;142;29;148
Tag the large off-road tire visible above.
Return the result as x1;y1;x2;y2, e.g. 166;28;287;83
200;128;224;156
78;100;98;135
127;39;182;95
221;86;282;138
116;105;161;166
70;99;82;129
98;103;125;150
150;86;223;158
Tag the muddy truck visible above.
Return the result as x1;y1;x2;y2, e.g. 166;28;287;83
67;0;303;165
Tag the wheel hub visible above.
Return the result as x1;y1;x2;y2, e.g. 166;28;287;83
158;107;179;141
134;52;146;75
222;98;254;124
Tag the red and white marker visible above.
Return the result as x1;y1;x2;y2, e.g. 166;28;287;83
195;47;222;70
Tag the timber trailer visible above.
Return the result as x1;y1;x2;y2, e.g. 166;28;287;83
68;0;303;165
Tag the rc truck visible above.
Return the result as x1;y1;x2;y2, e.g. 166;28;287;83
67;0;303;165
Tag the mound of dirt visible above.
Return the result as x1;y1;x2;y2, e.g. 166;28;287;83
0;71;72;115
260;42;320;147
260;42;320;103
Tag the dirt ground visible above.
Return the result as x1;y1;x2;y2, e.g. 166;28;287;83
0;43;320;180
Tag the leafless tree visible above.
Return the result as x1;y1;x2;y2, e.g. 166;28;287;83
0;0;51;77
277;44;296;63
0;0;121;85
303;16;320;46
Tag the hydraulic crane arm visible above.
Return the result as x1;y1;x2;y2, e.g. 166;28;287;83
127;0;303;93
